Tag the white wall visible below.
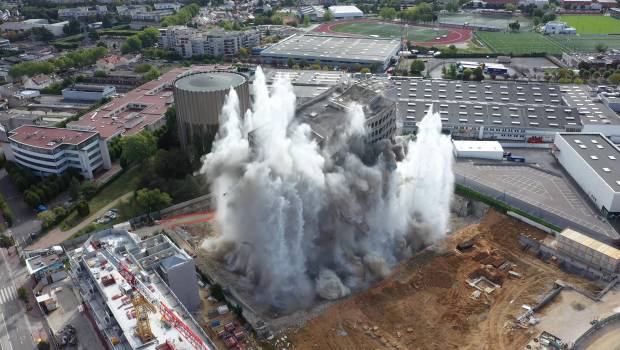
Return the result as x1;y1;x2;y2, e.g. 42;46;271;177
555;135;619;214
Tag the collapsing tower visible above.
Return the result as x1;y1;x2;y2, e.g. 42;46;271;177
133;292;156;343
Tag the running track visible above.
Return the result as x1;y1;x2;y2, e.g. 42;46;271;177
313;18;472;46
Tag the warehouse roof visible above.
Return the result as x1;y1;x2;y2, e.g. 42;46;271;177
557;133;620;191
560;228;620;260
328;5;364;15
174;71;247;92
453;140;503;153
561;85;620;125
391;78;581;129
260;34;401;64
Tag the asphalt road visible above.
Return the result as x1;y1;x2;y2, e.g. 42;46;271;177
0;170;41;246
0;249;36;350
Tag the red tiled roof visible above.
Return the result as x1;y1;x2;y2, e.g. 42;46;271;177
68;65;233;140
30;74;50;86
9;125;98;149
99;55;125;65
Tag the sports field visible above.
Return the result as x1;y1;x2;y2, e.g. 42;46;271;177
330;22;450;42
550;34;620;52
439;13;533;29
475;31;566;55
558;15;620;34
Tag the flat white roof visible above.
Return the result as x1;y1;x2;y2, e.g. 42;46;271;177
328;5;363;15
453;140;504;153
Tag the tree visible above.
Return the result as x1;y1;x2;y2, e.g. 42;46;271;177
32;27;54;41
134;63;153;73
88;28;99;41
379;7;398;20
144;68;161;82
137;27;159;48
76;200;90;217
445;0;459;12
37;341;51;350
136;188;172;214
79;181;98;200
17;287;28;303
121;36;142;54
38;211;56;229
63;19;81;35
0;234;15;248
595;43;608;53
24;190;41;208
287;57;294;67
153;149;192;179
609;73;620;85
472;67;484;81
462;68;472;80
121;133;157;167
410;59;425;75
303;15;310;26
360;67;371;74
238;47;249;58
323;9;333;22
508;20;520;32
69;177;80;201
504;3;517;12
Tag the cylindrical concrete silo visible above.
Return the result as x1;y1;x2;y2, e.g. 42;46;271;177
173;71;250;156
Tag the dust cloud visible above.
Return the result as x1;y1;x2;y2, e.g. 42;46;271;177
200;67;454;311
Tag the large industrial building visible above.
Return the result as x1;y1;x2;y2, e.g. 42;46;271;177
4;125;108;179
390;77;620;143
174;71;250;155
554;133;620;217
61;84;116;102
258;69;350;105
556;228;620;273
68;229;215;350
328;5;364;19
259;34;401;71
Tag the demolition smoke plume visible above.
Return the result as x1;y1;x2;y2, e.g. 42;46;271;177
201;67;454;311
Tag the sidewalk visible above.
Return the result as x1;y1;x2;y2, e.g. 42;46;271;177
27;192;133;250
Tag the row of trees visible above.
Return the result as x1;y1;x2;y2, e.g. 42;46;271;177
442;64;485;81
5;163;81;209
379;3;435;23
120;27;159;54
161;3;200;27
576;63;620;85
9;46;107;78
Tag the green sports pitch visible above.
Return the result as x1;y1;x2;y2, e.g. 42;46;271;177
475;31;567;55
558;15;620;35
550;34;620;52
329;22;449;42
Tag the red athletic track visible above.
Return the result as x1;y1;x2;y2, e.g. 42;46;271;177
313;18;473;46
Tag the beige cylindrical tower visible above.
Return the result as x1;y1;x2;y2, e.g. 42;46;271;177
173;71;250;156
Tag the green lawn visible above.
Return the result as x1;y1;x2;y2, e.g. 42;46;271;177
475;31;568;55
330;22;449;42
550;34;620;52
60;166;142;231
558;15;620;35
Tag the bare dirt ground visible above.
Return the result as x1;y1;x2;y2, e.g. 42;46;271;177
283;210;600;350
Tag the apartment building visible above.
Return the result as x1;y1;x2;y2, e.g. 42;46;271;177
58;6;108;19
159;26;260;58
4;125;109;179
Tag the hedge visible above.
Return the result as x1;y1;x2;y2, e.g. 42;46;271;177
455;184;561;232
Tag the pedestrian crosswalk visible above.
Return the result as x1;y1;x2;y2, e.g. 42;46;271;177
0;286;16;305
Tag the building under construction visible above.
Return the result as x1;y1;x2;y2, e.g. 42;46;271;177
68;229;216;350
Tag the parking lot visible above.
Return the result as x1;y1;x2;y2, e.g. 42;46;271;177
454;148;619;240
